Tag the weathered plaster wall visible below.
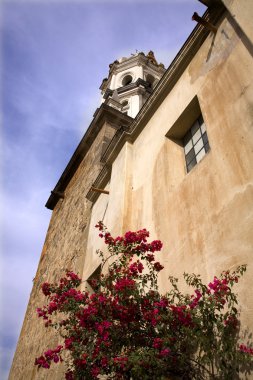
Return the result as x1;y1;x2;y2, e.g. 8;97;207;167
106;142;133;234
9;123;115;380
95;10;253;351
82;142;134;288
222;0;253;43
131;13;253;329
81;185;110;287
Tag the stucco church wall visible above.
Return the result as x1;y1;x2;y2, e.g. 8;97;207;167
106;142;134;234
81;184;110;286
82;142;134;283
9;124;114;380
97;11;253;348
222;0;253;43
132;13;253;328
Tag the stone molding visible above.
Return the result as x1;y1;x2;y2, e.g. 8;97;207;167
45;104;133;210
100;53;165;91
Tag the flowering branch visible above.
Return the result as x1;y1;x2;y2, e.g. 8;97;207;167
35;223;253;379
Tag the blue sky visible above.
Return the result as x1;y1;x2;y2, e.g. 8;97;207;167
1;0;206;378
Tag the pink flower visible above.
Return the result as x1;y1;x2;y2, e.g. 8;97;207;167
65;337;74;349
239;344;253;355
189;289;202;309
124;229;149;245
115;278;136;292
147;253;155;262
159;348;171;357
154;298;169;309
65;371;74;380
95;221;104;231
113;356;128;369
101;357;108;367
91;366;100;377
35;345;63;369
48;301;58;314
137;262;144;273
66;271;81;283
153;338;163;349
104;232;115;245
36;307;48;320
170;305;192;327
224;315;238;329
153;262;164;272
150;240;163;252
95;320;112;334
98;294;107;304
129;261;144;276
42;282;51;296
34;356;50;369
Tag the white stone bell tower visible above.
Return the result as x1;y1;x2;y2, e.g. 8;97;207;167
100;51;166;118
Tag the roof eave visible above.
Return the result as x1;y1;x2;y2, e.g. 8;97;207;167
45;104;133;210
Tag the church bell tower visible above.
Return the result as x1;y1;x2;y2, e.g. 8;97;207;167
100;51;166;118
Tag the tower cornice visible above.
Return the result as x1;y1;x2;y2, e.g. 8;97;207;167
113;54;165;74
99;52;165;91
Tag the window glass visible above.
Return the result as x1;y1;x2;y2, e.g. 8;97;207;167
192;129;201;144
184;139;193;155
196;148;206;163
187;158;197;172
191;120;200;135
186;148;195;165
201;123;206;134
183;115;210;172
194;138;204;154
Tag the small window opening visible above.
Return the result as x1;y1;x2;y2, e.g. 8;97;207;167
146;74;155;88
121;99;130;115
87;265;101;292
122;100;128;107
183;115;210;172
122;75;133;86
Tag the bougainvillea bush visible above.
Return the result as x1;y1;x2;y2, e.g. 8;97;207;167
35;222;253;379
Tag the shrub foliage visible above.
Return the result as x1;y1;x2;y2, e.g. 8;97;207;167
35;222;253;379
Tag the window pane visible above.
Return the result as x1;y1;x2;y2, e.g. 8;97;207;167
196;147;206;163
182;114;209;173
186;148;195;165
191;120;200;135
184;139;193;154
194;138;204;154
192;128;201;144
187;158;197;172
201;123;206;134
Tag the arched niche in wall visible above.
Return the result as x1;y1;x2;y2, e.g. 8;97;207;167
146;74;156;89
122;74;133;86
121;99;130;114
